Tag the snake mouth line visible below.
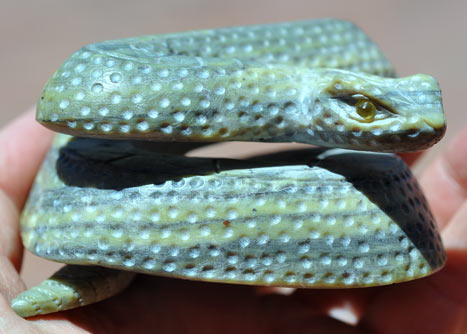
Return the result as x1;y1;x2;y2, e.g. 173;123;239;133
316;126;446;152
39;116;446;154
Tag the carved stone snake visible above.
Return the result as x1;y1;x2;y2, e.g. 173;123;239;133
11;19;447;317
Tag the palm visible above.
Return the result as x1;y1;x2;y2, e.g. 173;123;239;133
0;110;465;333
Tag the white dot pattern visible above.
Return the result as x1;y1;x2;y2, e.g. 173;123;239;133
35;19;442;153
21;142;445;290
16;19;447;318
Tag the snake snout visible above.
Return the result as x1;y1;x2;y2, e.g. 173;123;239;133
387;74;446;148
311;72;446;152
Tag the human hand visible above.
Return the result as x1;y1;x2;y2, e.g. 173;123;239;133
0;109;465;333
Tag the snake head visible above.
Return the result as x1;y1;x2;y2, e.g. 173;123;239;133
35;56;445;153
309;69;446;152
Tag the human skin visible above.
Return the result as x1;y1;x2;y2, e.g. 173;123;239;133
0;108;465;333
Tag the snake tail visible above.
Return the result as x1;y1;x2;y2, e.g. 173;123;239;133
11;265;135;318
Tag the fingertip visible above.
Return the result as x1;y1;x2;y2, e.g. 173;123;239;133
443;125;467;191
0;190;22;272
397;151;424;167
420;126;467;228
442;201;467;249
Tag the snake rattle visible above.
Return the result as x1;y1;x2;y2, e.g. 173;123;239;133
11;19;447;317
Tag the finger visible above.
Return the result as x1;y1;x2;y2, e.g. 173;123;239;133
442;200;467;249
0;109;55;325
419;125;467;229
0;108;54;210
0;189;23;271
0;109;54;332
397;151;424;167
0;109;53;273
0;256;26;302
0;294;37;334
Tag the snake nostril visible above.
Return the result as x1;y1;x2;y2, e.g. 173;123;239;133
218;127;228;135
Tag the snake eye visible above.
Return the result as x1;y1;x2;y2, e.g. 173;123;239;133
331;92;394;123
355;98;376;122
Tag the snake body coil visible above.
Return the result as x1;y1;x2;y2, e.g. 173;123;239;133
11;19;446;318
